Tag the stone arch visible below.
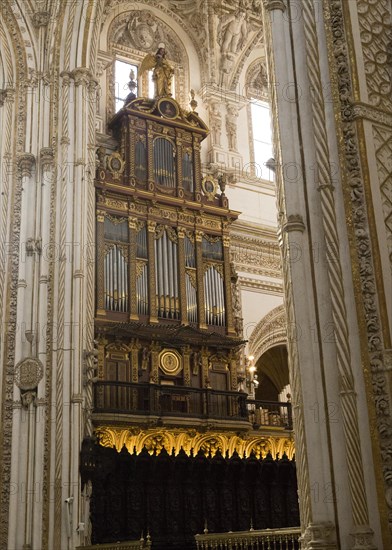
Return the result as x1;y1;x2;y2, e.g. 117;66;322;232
248;304;287;364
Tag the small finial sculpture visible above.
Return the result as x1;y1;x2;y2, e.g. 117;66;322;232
218;173;227;195
189;89;198;112
124;69;137;105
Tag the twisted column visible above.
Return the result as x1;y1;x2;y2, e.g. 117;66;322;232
301;1;374;545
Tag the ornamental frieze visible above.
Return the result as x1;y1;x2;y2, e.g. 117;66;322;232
95;426;295;460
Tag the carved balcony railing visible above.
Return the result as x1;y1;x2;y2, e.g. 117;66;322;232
247;398;293;430
195;527;301;550
93;382;292;428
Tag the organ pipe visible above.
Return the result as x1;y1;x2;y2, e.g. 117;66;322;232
203;265;225;327
154;228;179;319
104;245;128;313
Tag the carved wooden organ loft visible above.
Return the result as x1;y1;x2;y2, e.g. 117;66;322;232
94;95;246;424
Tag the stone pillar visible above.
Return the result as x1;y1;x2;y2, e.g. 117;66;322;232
263;0;382;547
262;1;337;547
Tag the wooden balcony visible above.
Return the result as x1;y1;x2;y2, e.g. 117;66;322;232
93;382;293;430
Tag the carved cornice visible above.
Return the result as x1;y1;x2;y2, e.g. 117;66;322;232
238;276;283;295
352;103;392;128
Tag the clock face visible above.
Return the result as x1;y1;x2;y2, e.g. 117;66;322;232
158;99;179;119
159;350;182;375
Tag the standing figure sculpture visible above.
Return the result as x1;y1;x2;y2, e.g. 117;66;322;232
140;44;174;98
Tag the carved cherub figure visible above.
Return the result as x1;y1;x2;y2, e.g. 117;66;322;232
217;10;248;55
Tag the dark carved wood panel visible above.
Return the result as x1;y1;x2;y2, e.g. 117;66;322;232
81;438;299;550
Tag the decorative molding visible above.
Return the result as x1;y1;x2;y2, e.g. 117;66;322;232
95;426;295;460
328;0;392;538
352;103;392;128
238;276;283;295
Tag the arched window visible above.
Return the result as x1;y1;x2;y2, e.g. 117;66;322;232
250;99;274;182
246;60;274;182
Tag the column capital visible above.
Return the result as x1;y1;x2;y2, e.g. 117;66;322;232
40;147;55;169
262;0;286;12
17;153;36;178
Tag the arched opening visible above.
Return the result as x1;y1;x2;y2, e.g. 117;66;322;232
255;344;290;403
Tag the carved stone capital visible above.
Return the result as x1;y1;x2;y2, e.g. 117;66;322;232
72;67;98;88
1;88;16;104
262;0;286;12
17;153;36;178
40;147;54;169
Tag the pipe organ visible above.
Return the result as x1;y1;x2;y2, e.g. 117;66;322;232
94;95;244;419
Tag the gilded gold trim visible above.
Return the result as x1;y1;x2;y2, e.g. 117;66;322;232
95;426;295;460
